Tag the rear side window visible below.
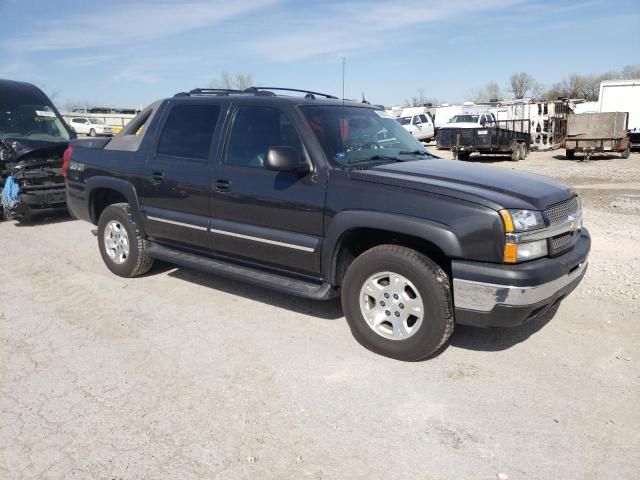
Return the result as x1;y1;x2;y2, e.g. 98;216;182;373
157;104;221;160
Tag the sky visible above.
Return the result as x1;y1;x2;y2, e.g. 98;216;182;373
0;0;638;109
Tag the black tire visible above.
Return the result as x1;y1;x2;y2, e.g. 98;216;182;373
97;203;154;277
520;143;528;159
510;144;521;161
89;128;96;137
341;245;454;361
621;146;630;159
458;151;471;161
566;149;575;160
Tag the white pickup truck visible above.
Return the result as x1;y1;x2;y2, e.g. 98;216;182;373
397;112;435;142
439;112;496;129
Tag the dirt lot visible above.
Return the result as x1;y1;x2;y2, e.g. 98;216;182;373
1;149;639;479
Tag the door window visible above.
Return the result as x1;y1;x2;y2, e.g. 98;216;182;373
419;114;429;124
225;106;303;168
157;104;221;160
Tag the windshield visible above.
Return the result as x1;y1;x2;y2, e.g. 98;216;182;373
0;103;70;142
397;116;411;125
451;114;479;123
300;106;430;167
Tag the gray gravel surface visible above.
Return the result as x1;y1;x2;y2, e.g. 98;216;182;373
1;149;639;479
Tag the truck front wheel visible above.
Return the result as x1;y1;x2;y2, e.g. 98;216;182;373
341;245;454;361
566;149;575;160
97;203;154;277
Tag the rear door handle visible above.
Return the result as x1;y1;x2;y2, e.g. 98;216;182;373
214;179;231;192
151;171;164;182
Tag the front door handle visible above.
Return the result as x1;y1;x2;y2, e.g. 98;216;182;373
151;171;164;182
214;179;231;192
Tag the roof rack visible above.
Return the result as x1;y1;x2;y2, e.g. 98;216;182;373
251;87;339;99
173;86;338;100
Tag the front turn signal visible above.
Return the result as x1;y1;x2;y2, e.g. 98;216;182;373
499;209;514;233
504;243;518;263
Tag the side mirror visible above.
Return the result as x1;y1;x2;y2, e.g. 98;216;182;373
265;146;310;174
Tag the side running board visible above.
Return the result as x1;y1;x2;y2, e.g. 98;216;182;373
145;242;337;300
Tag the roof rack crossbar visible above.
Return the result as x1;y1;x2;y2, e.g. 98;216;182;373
254;87;339;99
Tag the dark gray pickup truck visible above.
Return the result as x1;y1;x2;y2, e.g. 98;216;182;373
65;87;590;361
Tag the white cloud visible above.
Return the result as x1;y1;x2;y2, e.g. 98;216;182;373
252;0;524;61
4;0;282;52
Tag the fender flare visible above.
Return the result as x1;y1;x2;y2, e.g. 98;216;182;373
321;210;464;283
85;176;144;226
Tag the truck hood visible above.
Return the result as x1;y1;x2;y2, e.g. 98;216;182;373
349;159;574;211
0;138;67;170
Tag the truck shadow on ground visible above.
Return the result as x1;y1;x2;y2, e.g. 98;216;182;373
159;263;556;352
552;154;621;161
12;211;76;227
164;265;344;320
458;154;514;163
446;309;556;353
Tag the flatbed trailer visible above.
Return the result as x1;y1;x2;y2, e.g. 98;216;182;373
436;119;531;161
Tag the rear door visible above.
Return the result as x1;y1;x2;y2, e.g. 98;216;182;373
141;100;224;252
209;102;326;276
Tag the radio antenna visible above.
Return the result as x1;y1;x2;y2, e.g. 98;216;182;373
341;56;345;101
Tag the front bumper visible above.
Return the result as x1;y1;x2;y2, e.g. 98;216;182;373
452;228;590;328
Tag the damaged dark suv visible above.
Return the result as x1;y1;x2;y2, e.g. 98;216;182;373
0;79;73;220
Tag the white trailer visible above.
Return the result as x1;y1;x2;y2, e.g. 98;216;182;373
598;79;640;148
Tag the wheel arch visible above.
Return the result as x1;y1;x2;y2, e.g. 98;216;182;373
323;211;463;286
86;177;144;227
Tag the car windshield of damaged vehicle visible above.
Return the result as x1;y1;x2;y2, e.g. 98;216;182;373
300;106;431;166
0;101;70;143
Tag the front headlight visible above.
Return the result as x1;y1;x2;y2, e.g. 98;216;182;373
500;209;548;263
500;209;545;232
504;239;548;263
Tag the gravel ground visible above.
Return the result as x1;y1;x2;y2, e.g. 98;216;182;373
1;149;639;479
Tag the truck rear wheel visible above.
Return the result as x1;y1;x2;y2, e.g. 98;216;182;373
341;245;454;361
97;203;154;278
566;149;575;160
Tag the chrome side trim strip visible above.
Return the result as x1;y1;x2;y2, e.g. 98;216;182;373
146;215;208;231
453;261;588;312
209;228;316;252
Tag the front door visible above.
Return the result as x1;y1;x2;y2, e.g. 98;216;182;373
141;101;222;252
210;104;326;276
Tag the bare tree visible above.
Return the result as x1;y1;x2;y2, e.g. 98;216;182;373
209;72;255;90
468;82;502;103
485;82;502;101
404;88;437;107
621;64;640;79
510;72;536;99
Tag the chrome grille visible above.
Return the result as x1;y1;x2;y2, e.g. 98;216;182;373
551;231;577;252
545;196;581;225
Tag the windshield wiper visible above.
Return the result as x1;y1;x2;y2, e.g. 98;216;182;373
346;155;405;165
398;150;431;157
